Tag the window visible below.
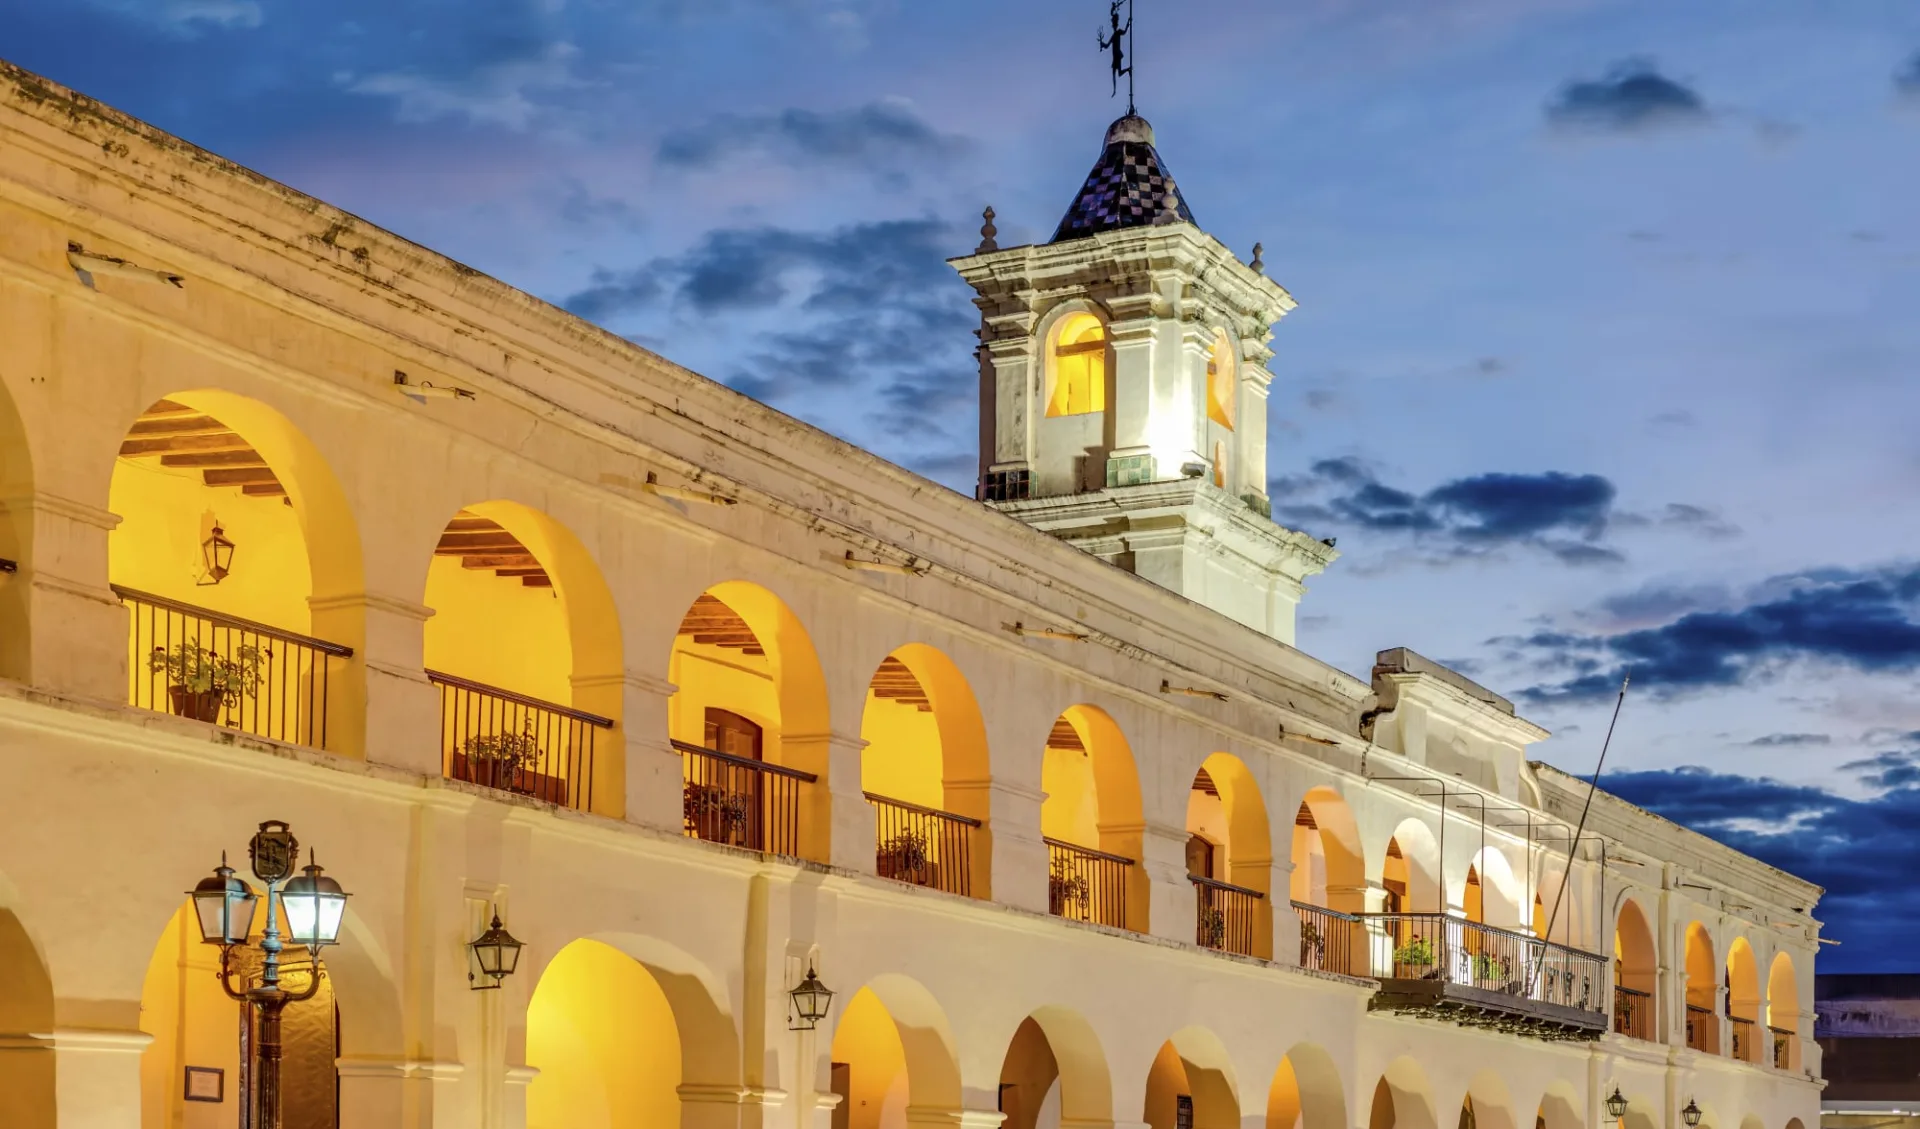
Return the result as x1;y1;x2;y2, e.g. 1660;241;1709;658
1046;313;1106;417
1206;334;1235;429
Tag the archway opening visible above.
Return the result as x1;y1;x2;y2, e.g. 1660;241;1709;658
859;644;989;897
1186;753;1271;955
139;901;338;1129
1039;704;1144;931
829;979;962;1129
1768;951;1801;1070
1461;1071;1517;1129
669;581;830;860
1046;313;1107;418
1613;898;1657;1041
0;875;56;1127
1536;1084;1581;1129
1366;1059;1438;1129
1684;922;1719;1053
110;393;362;751
1727;937;1761;1062
1291;789;1366;973
526;938;683;1129
1265;1044;1345;1129
425;502;623;815
1145;1033;1238;1129
1207;332;1236;431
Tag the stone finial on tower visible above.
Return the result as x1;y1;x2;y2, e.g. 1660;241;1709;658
977;207;999;253
1250;242;1265;275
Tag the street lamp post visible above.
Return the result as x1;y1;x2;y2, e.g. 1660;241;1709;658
189;820;349;1129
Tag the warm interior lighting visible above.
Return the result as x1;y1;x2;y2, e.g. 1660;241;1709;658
1046;313;1106;417
281;856;349;949
1207;334;1235;429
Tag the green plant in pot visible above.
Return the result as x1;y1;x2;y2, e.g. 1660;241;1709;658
1472;952;1510;982
1299;919;1326;963
1049;866;1091;914
1199;907;1228;949
684;782;752;843
880;830;932;881
149;641;266;723
1393;936;1436;969
463;728;542;790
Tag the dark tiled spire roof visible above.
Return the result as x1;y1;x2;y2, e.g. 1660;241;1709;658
1050;114;1195;244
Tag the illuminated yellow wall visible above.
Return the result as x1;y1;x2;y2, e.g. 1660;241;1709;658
422;555;572;705
1046;314;1105;418
997;1018;1061;1129
1268;1057;1303;1129
1040;744;1099;846
859;693;942;808
138;904;244;1129
667;641;780;758
1685;924;1716;1008
1290;827;1325;904
830;987;908;1129
109;456;313;633
526;939;681;1129
1144;1041;1190;1129
1185;790;1229;869
1207;336;1235;430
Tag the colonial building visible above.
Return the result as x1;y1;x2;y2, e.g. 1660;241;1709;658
0;58;1822;1129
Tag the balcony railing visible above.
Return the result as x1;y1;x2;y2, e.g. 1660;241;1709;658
676;739;814;858
1367;914;1606;1016
1771;1025;1795;1070
119;586;351;750
1193;875;1263;955
1045;838;1130;929
866;793;978;897
1730;1015;1755;1061
1293;901;1364;976
1614;986;1653;1040
1686;1004;1715;1052
432;671;610;810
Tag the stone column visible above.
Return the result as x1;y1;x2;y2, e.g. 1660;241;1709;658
0;491;125;702
0;1027;149;1129
500;1064;538;1129
904;1108;1007;1128
310;592;437;769
947;778;1048;911
1142;818;1195;945
588;671;681;832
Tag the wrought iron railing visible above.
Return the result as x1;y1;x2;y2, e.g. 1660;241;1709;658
675;739;815;858
118;586;351;750
1045;838;1130;929
1686;1004;1716;1052
1614;985;1653;1040
1730;1015;1755;1061
1193;876;1263;955
866;793;978;897
1292;901;1364;976
1362;913;1606;1014
431;671;610;811
1770;1025;1795;1070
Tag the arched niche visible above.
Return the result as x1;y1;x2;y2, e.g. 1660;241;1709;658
1613;896;1657;1040
668;580;830;861
1039;703;1146;931
1767;951;1802;1069
1266;1043;1346;1129
1186;753;1272;955
859;643;990;897
1290;786;1365;914
828;975;963;1129
1368;1057;1439;1129
1683;921;1720;1053
1145;1029;1239;1129
996;1007;1113;1129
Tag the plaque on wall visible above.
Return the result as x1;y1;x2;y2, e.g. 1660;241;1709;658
184;1066;225;1103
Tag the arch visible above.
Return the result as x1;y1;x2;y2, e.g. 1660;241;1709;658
1462;848;1521;928
1739;1114;1766;1129
1146;1028;1239;1129
1206;330;1236;430
859;643;990;896
996;1007;1114;1129
1187;753;1272;956
1039;703;1146;931
0;870;56;1127
1291;786;1366;913
425;500;625;815
1726;936;1761;1061
0;378;32;682
670;580;831;860
1461;1070;1518;1129
1381;820;1441;913
1045;311;1108;418
109;392;365;751
138;900;339;1129
1767;951;1801;1069
1266;1042;1346;1129
1612;896;1657;1040
1683;921;1719;1053
829;975;963;1128
1368;1057;1439;1129
1535;1082;1581;1129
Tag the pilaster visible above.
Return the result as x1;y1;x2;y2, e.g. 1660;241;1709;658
0;1027;150;1129
0;490;124;701
311;591;436;768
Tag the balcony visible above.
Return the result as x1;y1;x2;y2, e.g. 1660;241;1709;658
120;586;351;750
433;671;611;810
1364;913;1609;1039
1771;1025;1796;1070
676;739;813;857
1686;1003;1716;1053
866;792;978;896
1730;1015;1755;1061
1615;985;1653;1040
1193;875;1263;955
1293;901;1365;977
1045;838;1131;929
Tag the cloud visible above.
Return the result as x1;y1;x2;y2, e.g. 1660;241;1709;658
1898;52;1920;100
657;99;966;171
1841;750;1920;789
79;0;262;30
1547;59;1708;134
341;39;580;129
1747;733;1831;748
1603;763;1920;968
1516;563;1920;704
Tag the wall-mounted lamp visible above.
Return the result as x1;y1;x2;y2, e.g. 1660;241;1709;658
642;471;736;507
1004;621;1087;642
1681;1099;1702;1128
1604;1088;1629;1123
468;910;524;990
394;370;475;402
0;558;16;575
198;522;235;586
787;965;834;1031
68;241;184;289
842;551;926;577
1160;679;1229;703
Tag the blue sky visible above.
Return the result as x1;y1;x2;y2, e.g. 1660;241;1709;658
7;0;1920;968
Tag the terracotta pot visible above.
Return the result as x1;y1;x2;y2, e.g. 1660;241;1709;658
168;686;225;723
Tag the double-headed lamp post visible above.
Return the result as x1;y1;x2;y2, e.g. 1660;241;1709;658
189;820;349;1129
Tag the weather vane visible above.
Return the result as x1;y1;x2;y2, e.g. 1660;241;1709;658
1098;0;1135;115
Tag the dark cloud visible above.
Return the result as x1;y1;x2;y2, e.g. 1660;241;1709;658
1547;60;1708;134
1427;471;1613;540
1897;52;1920;99
1841;750;1920;790
1603;763;1920;969
1747;733;1831;748
657;100;966;171
1516;564;1920;704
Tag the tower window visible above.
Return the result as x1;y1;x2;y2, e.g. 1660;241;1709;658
1046;313;1107;417
1207;334;1235;429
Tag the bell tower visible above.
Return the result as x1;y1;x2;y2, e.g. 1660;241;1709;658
951;113;1335;644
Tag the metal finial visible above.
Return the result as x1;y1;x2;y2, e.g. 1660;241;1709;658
977;206;999;253
1250;242;1265;275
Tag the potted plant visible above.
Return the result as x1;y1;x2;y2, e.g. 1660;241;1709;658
1049;867;1092;915
1299;918;1326;965
1393;935;1436;975
879;830;932;882
684;782;752;845
1199;907;1227;949
148;641;266;723
1472;952;1510;983
462;728;542;792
